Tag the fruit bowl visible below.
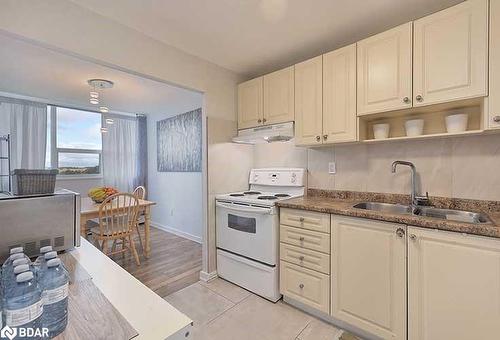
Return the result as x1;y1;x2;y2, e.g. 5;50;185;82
88;187;119;204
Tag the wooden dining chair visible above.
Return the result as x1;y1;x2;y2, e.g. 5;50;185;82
132;186;146;253
91;193;141;265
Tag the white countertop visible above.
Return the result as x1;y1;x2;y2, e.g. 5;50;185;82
70;238;193;340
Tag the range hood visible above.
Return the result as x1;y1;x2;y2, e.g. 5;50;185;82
232;122;294;144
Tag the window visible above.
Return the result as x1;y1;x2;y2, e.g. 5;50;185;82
47;106;102;176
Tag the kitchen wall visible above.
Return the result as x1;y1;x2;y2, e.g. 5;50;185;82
253;133;500;201
147;101;204;243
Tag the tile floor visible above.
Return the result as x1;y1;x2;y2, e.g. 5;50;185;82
165;278;358;340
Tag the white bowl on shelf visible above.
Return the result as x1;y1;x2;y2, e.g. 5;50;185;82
373;123;390;139
405;119;424;137
445;113;468;133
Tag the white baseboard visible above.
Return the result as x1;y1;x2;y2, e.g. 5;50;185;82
199;271;218;283
151;222;202;244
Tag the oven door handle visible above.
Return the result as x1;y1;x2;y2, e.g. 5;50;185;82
216;201;273;215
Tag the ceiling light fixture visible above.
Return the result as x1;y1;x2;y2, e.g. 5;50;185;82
88;78;114;110
105;118;114;125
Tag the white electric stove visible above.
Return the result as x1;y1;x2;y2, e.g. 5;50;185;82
215;168;306;302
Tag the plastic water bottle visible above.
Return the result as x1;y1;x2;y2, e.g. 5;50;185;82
34;246;53;267
2;253;26;286
3;271;44;339
3;264;31;297
40;258;69;338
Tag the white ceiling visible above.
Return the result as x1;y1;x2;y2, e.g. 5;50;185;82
0;33;203;117
70;0;463;77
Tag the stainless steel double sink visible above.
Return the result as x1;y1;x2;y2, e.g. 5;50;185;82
353;202;491;224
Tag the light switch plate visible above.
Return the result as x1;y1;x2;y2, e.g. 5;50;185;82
328;162;336;174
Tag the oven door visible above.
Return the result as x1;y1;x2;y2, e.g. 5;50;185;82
216;200;278;266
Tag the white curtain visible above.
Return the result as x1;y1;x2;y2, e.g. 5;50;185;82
102;115;139;192
0;100;47;170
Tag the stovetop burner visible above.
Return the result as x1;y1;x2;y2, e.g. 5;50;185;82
229;193;244;197
274;194;290;198
257;195;278;200
244;191;261;195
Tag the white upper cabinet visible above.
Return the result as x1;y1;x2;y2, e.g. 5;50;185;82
322;44;357;143
295;56;323;146
413;0;488;107
263;66;295;125
357;23;413;115
331;216;406;340
489;0;500;129
408;227;500;340
238;77;263;129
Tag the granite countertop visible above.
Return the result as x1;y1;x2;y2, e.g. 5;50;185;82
276;190;500;239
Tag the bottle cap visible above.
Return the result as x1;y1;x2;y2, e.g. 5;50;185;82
10;247;23;255
47;258;61;268
16;271;34;283
40;246;53;254
10;253;24;261
13;264;30;274
12;258;29;267
44;251;58;260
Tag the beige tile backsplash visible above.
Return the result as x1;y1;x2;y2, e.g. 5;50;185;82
251;134;500;201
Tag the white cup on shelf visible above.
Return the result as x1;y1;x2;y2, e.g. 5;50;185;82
373;123;390;139
405;119;424;137
445;113;468;133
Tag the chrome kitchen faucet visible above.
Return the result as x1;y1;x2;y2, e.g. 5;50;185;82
391;160;429;212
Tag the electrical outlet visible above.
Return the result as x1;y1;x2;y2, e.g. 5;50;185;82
328;162;336;174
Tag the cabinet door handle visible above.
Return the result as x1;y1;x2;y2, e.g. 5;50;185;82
403;96;411;104
263;118;267;123
299;283;304;289
416;95;423;102
299;236;305;242
493;116;500;123
323;134;328;140
299;256;305;261
257;119;262;123
299;217;305;222
396;228;405;238
316;135;321;142
409;234;417;241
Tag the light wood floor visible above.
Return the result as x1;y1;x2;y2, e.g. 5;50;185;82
87;225;202;297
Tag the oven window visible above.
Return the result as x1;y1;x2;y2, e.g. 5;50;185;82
228;214;256;234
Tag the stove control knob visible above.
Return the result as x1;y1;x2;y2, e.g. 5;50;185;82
291;177;297;183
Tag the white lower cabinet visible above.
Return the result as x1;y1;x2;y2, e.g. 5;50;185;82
280;210;500;340
280;261;330;314
331;215;407;340
408;227;500;340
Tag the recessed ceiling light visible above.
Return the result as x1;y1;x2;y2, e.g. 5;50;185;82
105;118;114;125
90;98;99;105
99;106;109;113
89;91;99;99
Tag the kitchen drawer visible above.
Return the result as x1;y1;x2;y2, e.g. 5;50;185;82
280;208;330;233
280;225;330;254
280;260;330;314
280;243;330;274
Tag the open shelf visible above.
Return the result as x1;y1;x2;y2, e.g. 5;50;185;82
358;98;487;143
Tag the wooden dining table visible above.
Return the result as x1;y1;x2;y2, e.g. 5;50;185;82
79;197;156;258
